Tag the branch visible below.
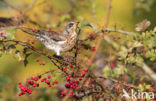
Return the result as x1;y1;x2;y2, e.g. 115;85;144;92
102;28;133;35
77;91;101;99
98;76;138;89
23;0;37;13
87;0;111;66
138;63;156;83
1;40;69;74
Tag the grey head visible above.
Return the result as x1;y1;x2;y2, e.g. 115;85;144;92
63;22;79;34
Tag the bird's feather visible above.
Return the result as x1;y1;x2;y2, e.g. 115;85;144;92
38;30;67;42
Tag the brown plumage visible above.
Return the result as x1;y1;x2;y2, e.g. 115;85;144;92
21;22;79;55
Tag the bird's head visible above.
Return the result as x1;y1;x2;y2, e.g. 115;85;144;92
63;22;79;34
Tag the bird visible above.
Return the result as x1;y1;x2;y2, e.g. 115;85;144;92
21;22;79;56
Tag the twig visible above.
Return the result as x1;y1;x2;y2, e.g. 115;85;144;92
102;28;132;35
1;40;69;74
98;76;138;89
90;0;97;24
88;0;111;65
23;0;37;13
73;28;81;65
77;91;101;99
138;63;156;83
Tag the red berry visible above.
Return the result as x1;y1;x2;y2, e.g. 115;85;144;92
18;93;22;96
0;32;3;35
40;62;46;65
49;84;51;87
110;61;115;69
143;50;146;55
41;78;44;82
81;72;86;76
89;86;93;89
31;41;35;44
78;47;80;50
79;77;82;80
69;64;72;67
47;75;51;79
135;51;138;53
76;86;79;90
45;80;50;84
126;50;130;55
98;94;103;98
33;83;37;87
19;82;22;85
64;68;67;71
27;80;31;84
27;89;32;94
34;77;38;81
36;58;40;62
32;28;37;32
30;81;34;85
66;77;70;81
61;91;65;95
69;92;73;98
68;74;72;77
55;80;58;84
154;96;156;100
83;68;88;72
92;46;96;51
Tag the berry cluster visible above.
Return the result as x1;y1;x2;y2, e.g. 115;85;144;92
18;67;91;98
18;83;32;96
65;80;79;89
36;58;46;65
18;74;59;96
27;77;40;87
60;91;66;97
0;31;8;40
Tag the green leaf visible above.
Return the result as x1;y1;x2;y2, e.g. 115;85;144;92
6;27;16;40
80;20;92;28
81;43;91;49
103;66;111;77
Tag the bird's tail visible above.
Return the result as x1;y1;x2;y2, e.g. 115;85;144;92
17;26;38;36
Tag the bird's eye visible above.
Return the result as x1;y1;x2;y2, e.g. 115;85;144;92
68;23;74;28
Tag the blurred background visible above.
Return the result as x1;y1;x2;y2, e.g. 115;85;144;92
0;0;156;101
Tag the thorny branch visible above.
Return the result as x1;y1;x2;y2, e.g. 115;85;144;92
0;35;139;99
1;40;68;74
88;0;111;66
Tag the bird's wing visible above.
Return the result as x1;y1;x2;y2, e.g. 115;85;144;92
39;30;67;41
0;17;14;27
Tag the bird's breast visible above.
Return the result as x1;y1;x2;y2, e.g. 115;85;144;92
60;34;77;52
